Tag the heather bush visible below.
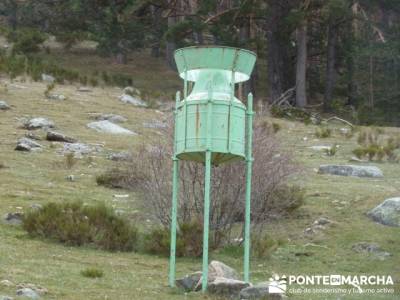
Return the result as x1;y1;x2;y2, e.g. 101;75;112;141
81;267;104;278
252;234;285;258
143;220;206;257
23;202;138;251
315;127;332;138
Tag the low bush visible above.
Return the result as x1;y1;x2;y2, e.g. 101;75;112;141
96;168;131;188
315;127;332;138
142;227;171;256
353;128;400;162
324;144;338;156
8;28;46;55
272;122;281;133
65;153;77;169
252;234;285;258
56;31;87;50
81;267;104;278
23;202;138;251
89;77;99;87
111;73;133;87
270;106;312;123
143;220;205;257
44;83;55;98
256;184;306;218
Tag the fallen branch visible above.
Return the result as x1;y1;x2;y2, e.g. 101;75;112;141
324;116;354;128
272;87;295;106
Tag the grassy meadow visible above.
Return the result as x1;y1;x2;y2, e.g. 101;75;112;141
0;44;399;300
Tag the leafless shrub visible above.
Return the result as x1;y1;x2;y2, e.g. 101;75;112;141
100;116;300;245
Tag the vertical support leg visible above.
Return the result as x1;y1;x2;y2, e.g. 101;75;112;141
169;91;181;287
244;93;254;283
202;150;212;292
169;158;179;287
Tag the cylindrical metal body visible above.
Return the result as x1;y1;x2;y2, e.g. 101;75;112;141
175;98;246;164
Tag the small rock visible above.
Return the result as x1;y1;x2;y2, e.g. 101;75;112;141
339;127;351;135
240;282;284;299
123;86;141;96
368;197;400;227
176;272;202;292
61;143;100;157
208;260;239;282
352;242;380;253
208;277;250;298
304;227;315;235
15;138;42;152
47;94;66;101
239;283;268;299
30;204;43;211
87;120;136;135
313;217;332;226
95;114;127;123
113;194;129;199
318;164;383;178
352;242;392;261
23;118;54;130
2;212;23;225
77;87;92;93
0;100;10;110
16;288;39;299
41;73;55;83
107;151;132;161
178;261;240;292
16;284;47;296
46;131;76;143
119;94;147;107
309;146;331;151
0;296;14;300
0;280;14;287
9;84;27;89
66;175;75;182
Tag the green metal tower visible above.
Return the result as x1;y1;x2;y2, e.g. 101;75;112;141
169;46;256;291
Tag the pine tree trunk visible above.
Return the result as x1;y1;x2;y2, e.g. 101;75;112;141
295;22;307;107
324;20;337;112
266;20;283;102
266;1;292;103
151;5;162;57
115;52;127;64
8;1;18;30
369;55;374;108
166;2;177;69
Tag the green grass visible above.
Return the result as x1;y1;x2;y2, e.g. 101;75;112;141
0;41;399;299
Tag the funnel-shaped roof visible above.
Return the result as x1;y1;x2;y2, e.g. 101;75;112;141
174;46;256;83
